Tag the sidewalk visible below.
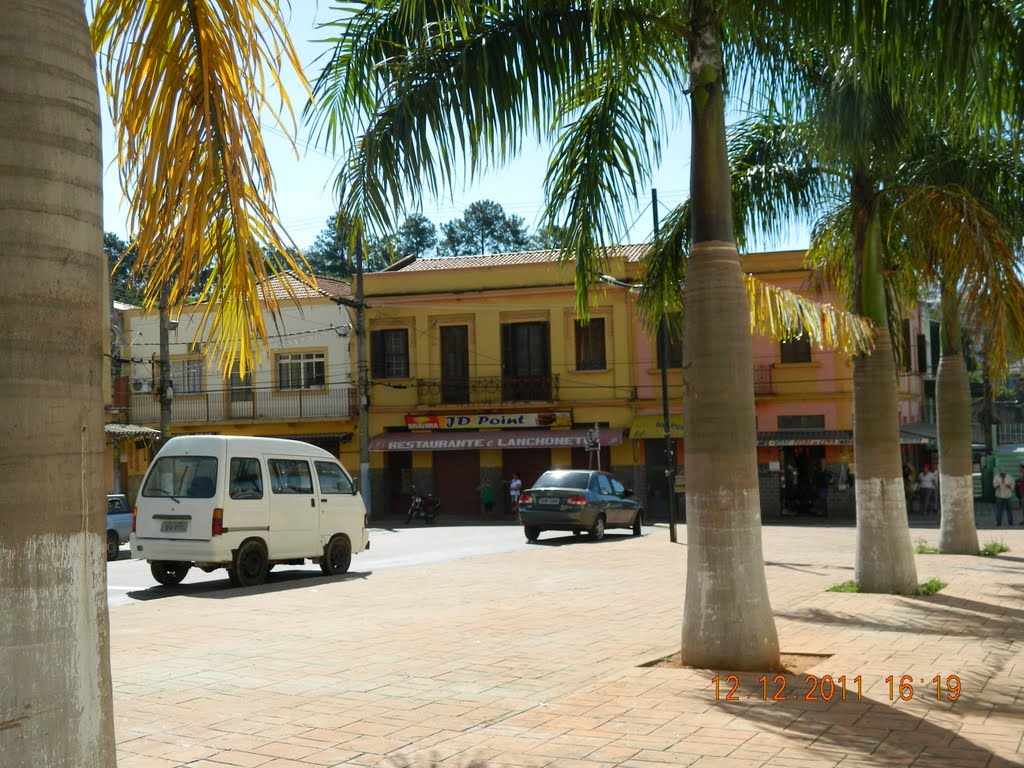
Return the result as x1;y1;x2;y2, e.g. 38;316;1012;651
110;524;1024;768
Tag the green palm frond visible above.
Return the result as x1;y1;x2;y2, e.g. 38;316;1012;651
310;2;685;256
544;52;677;315
635;204;688;330
91;0;309;375
728;115;839;248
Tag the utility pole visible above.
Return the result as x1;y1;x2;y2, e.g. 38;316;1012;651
653;189;677;543
158;282;173;445
355;236;372;519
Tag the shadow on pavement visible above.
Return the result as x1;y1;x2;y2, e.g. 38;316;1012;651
126;569;373;601
526;532;637;547
777;592;1024;641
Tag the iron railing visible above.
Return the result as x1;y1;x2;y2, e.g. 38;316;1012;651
130;386;356;425
416;374;560;406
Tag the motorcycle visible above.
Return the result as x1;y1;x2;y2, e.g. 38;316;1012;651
405;485;440;524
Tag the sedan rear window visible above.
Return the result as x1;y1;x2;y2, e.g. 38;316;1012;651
535;471;591;490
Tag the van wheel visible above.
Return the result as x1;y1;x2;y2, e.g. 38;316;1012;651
106;531;120;561
150;561;190;586
229;540;268;587
320;536;351;576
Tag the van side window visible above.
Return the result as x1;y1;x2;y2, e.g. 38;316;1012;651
314;461;353;494
229;457;264;500
268;459;313;494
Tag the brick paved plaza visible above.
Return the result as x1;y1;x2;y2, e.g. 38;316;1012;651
110;524;1024;768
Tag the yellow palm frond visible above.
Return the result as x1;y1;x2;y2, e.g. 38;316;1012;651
91;0;310;375
745;275;875;356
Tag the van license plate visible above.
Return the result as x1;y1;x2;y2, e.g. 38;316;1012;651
160;520;188;533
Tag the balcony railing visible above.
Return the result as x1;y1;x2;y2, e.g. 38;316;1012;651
753;365;774;395
130;385;356;425
416;374;560;406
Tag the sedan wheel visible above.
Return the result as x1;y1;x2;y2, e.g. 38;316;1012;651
589;515;605;540
524;525;541;543
632;511;643;536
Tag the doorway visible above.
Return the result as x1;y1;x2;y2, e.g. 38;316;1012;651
432;450;480;518
781;445;824;516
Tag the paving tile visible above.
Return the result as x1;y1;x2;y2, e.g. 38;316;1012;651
107;527;1024;768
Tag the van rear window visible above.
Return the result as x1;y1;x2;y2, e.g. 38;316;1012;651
142;456;218;499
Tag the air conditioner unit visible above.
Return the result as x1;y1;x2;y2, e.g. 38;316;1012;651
131;379;153;394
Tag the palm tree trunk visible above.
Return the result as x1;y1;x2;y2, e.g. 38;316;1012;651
850;188;918;593
0;2;116;766
680;1;779;671
936;289;979;554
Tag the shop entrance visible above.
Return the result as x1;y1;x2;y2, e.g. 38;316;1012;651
432;450;480;518
385;451;412;516
781;445;825;516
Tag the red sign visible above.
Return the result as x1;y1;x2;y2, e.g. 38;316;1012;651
370;428;623;452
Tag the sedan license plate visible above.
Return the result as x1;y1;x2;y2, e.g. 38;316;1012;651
538;497;560;505
160;520;188;534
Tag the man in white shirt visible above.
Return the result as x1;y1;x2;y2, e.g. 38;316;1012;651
917;464;939;515
993;468;1015;526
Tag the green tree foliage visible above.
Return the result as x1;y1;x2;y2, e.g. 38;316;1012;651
305;212;355;278
438;200;532;256
395;212;437;258
105;231;144;305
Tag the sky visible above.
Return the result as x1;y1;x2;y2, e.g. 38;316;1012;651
99;4;806;253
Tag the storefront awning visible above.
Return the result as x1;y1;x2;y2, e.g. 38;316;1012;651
370;428;623;452
629;414;684;439
899;422;937;441
757;429;930;447
104;423;160;440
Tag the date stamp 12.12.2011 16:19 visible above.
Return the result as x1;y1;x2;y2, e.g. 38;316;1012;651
712;674;962;702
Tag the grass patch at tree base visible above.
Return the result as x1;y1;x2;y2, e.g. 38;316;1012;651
980;540;1010;557
914;538;939;554
827;578;947;596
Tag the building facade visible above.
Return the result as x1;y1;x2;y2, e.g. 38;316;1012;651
119;272;358;499
363;248;928;522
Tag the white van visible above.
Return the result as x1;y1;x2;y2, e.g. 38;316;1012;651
131;435;369;588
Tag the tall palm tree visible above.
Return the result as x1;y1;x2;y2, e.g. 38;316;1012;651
2;3;304;765
893;136;1024;553
711;36;1024;588
306;0;1014;663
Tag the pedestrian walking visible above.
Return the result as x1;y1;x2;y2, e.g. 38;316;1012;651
508;472;522;516
995;468;1016;526
917;464;939;515
476;478;496;519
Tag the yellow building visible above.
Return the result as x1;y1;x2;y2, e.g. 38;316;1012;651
363;247;650;519
363;247;929;522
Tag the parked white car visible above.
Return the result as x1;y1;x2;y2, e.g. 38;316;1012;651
132;435;369;587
